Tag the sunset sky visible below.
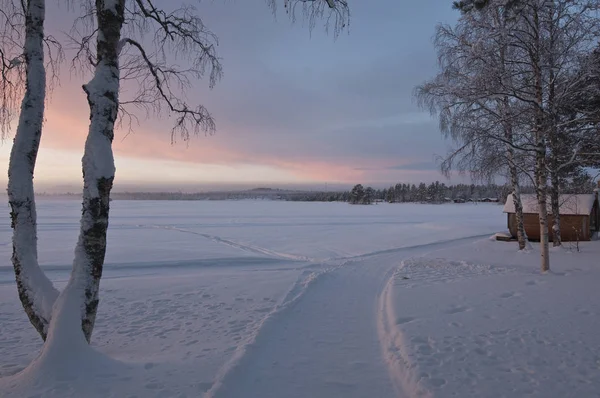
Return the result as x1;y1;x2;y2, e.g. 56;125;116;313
1;0;460;192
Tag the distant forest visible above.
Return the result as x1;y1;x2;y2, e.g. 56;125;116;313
287;182;513;204
38;179;595;204
286;177;597;204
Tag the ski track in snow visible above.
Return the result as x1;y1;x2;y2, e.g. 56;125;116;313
137;224;316;262
139;224;494;265
204;263;342;398
205;235;492;398
378;265;432;398
343;233;494;260
0;230;498;398
374;239;508;398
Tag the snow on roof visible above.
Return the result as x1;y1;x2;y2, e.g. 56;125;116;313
503;194;597;215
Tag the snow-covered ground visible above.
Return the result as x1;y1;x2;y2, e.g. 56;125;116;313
1;200;598;397
384;240;600;398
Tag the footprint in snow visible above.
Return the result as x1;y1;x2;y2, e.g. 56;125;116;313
443;306;470;315
429;378;447;388
526;279;547;286
500;291;521;299
396;316;417;325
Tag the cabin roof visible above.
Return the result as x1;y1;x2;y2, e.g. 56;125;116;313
503;194;597;215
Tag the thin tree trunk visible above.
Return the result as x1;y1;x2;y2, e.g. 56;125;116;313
547;0;561;247
501;104;527;250
504;119;528;251
8;0;59;341
536;146;550;272
507;147;529;250
533;4;550;272
496;4;528;251
550;168;562;246
47;0;125;344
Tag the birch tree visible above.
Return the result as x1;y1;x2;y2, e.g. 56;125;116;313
1;0;63;340
43;0;223;345
549;2;600;246
423;0;600;271
416;1;533;251
7;0;350;348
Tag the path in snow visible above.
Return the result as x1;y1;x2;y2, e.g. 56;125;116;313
209;236;486;398
137;225;316;262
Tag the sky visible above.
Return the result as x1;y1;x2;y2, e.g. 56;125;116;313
1;0;461;192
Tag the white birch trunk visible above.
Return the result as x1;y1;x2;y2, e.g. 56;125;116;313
507;148;529;251
535;118;550;271
536;159;550;272
45;0;124;345
8;0;59;340
533;3;550;272
550;169;562;246
496;4;529;252
547;0;562;248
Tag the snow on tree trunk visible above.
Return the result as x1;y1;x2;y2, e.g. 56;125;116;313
496;4;529;252
533;5;550;273
547;1;561;248
8;0;59;341
46;0;124;345
505;137;528;251
550;169;562;247
507;150;529;251
501;102;528;251
536;147;550;272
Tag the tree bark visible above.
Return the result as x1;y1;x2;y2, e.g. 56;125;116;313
507;146;529;250
550;167;562;246
496;4;528;251
547;0;561;247
49;0;125;344
8;0;59;341
536;145;550;272
533;4;550;272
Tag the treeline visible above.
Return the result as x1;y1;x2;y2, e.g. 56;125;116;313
287;175;596;204
351;182;509;205
286;182;518;204
110;190;288;201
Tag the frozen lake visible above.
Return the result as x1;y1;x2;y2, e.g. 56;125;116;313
1;200;511;397
0;199;505;282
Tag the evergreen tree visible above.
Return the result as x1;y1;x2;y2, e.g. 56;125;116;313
386;186;395;202
349;184;365;205
364;187;375;204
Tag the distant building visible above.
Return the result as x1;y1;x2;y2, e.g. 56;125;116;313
503;193;600;241
481;197;499;203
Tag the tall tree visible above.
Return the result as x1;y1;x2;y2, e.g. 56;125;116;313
6;0;351;348
1;0;62;340
416;1;533;251
349;184;365;204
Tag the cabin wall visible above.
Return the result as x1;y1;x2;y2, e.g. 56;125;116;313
507;213;590;241
592;200;600;233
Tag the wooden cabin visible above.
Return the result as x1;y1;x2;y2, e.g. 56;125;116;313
503;193;600;242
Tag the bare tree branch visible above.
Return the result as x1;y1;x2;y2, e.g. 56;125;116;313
266;0;349;37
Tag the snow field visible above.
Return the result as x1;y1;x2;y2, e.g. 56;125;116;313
387;240;600;397
8;200;589;397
